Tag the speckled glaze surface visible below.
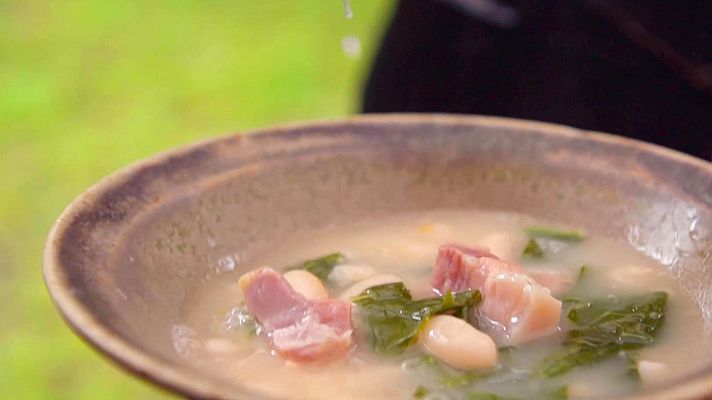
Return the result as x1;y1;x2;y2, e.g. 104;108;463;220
43;114;712;399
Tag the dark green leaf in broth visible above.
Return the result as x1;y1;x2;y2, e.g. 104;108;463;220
352;283;481;355
546;386;569;400
287;252;344;282
464;386;567;400
465;387;567;400
521;226;583;258
352;280;413;302
413;386;430;399
497;345;517;355
469;387;568;400
495;345;518;364
522;238;544;258
408;353;567;399
525;226;585;242
562;265;591;309
415;354;440;366
537;291;668;377
440;366;500;388
468;393;521;400
572;265;590;287
624;351;641;382
408;353;501;388
567;291;667;338
537;345;617;378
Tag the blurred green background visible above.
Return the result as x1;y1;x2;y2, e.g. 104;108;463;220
0;1;394;398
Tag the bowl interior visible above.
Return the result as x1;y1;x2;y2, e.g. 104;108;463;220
44;115;712;399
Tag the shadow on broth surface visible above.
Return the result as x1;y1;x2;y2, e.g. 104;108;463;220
44;114;712;399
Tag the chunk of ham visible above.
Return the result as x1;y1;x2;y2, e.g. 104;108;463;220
526;268;575;296
432;243;562;345
239;267;353;362
432;243;521;294
478;272;562;344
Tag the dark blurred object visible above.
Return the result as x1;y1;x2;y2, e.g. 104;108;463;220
363;0;712;160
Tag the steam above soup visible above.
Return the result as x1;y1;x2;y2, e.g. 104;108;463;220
180;210;711;399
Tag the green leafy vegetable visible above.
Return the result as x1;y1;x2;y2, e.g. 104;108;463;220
409;354;567;400
562;265;590;308
413;386;429;399
521;226;584;258
525;226;585;242
468;393;520;400
352;282;482;355
418;386;567;400
522;238;544;258
537;291;668;377
624;351;641;382
414;354;440;366
407;354;500;388
468;386;567;400
573;265;590;287
497;346;517;354
547;386;570;400
441;368;498;388
287;252;344;282
496;346;517;362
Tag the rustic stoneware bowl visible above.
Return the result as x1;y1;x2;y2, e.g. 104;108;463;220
44;115;712;399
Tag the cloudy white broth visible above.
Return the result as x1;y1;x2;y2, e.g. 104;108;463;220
179;210;711;399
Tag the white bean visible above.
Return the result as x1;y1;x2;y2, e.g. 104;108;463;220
610;265;652;288
638;360;668;383
328;264;376;287
610;265;673;294
283;270;329;300
339;274;402;300
420;315;497;370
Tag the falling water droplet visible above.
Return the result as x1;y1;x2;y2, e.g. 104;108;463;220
343;0;353;19
116;288;128;301
342;35;362;59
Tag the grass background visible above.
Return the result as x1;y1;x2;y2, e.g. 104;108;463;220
0;1;394;397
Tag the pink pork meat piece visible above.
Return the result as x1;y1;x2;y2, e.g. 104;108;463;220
526;268;575;296
239;267;353;362
478;272;562;344
432;243;562;345
432;242;522;294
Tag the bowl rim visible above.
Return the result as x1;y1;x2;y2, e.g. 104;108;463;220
43;113;712;399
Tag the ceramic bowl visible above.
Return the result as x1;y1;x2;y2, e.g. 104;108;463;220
44;115;712;399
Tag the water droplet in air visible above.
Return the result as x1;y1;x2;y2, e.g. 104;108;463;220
342;35;362;59
116;288;128;301
343;0;353;19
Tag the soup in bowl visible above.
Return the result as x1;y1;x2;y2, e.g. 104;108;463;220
43;115;712;399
